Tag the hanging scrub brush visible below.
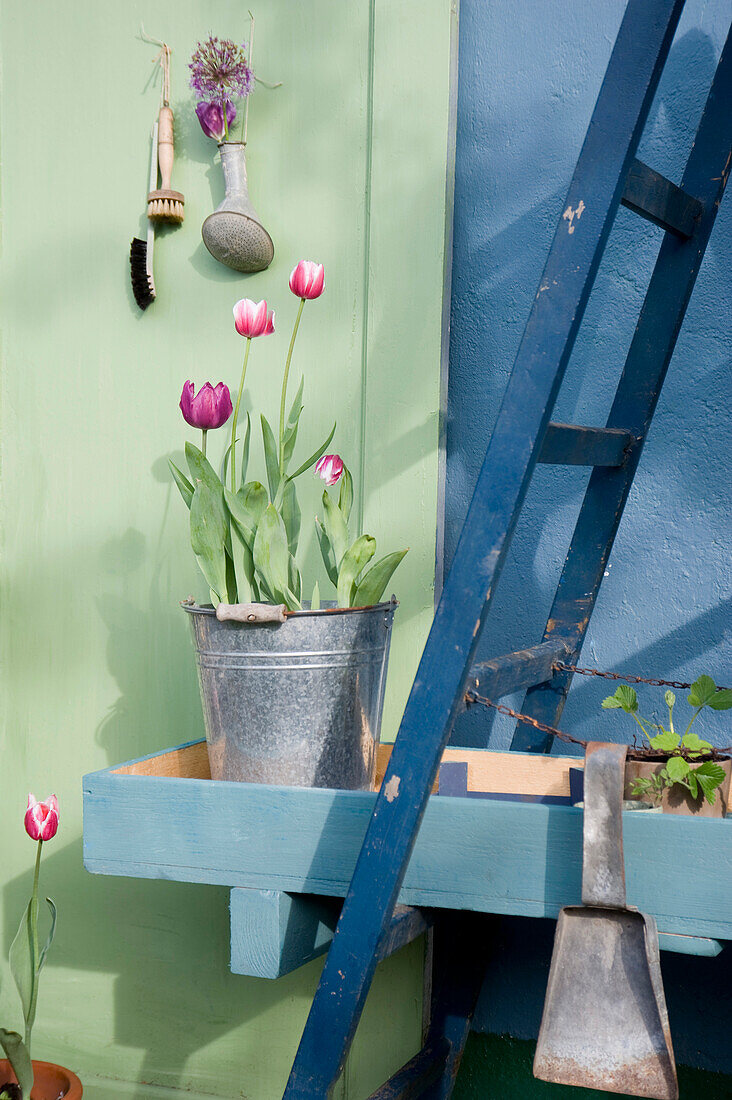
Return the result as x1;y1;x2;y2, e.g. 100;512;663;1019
130;38;184;310
130;119;159;310
147;43;185;223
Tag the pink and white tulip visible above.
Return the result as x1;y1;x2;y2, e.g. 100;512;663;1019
24;794;59;842
315;454;344;486
233;299;275;338
180;381;233;430
289;261;325;300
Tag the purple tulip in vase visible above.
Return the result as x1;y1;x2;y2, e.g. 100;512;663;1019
190;34;274;272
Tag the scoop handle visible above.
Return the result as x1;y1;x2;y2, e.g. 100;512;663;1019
157;105;175;191
581;742;628;909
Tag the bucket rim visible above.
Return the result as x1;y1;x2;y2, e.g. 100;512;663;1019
181;598;398;619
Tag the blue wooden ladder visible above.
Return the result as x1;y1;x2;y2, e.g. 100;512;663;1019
285;1;732;1095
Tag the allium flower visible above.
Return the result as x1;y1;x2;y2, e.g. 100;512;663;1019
195;100;237;141
180;382;233;429
315;454;344;486
289;261;325;300
233;298;275;338
190;36;253;103
25;794;59;842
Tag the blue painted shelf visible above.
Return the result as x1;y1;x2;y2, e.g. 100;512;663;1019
83;739;732;965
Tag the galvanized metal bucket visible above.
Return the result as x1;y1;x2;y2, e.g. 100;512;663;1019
184;600;396;789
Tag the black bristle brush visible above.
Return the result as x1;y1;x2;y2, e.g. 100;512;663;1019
130;120;159;310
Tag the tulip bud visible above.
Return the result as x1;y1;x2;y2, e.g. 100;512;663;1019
315;454;344;486
180;382;233;430
289;261;325;300
25;794;59;842
233;299;276;338
195;100;237;141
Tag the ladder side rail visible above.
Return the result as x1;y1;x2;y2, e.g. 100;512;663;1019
512;27;732;751
284;3;686;1094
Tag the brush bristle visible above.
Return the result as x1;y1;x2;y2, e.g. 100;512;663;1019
130;238;155;310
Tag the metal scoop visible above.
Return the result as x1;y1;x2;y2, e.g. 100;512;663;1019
534;742;678;1099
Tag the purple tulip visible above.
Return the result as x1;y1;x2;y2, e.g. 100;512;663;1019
180;381;233;430
195;100;237;142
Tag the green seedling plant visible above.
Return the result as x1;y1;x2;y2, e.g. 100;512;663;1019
602;676;732;805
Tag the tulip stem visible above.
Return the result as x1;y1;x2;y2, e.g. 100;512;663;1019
231;338;252;491
279;297;305;475
25;839;43;1054
201;429;208;458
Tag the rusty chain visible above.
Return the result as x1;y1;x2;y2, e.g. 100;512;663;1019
464;661;732;756
553;661;732;692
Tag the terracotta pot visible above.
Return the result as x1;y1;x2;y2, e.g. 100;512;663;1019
0;1060;82;1100
624;757;732;818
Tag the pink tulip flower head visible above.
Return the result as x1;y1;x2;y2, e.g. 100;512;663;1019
289;261;325;300
195;100;237;142
25;794;59;842
315;454;344;487
233;299;275;338
180;382;233;430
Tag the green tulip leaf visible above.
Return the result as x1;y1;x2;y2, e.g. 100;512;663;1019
708;688;732;711
287;422;337;481
185;441;222;494
224;488;256;546
38;897;57;973
315;519;338;587
311;580;321;611
289;556;302;604
688;675;717;708
9;899;36;1031
168;460;194;509
337;535;376;607
241;482;269;525
0;1031;33;1099
260;415;281;500
353;549;408;607
190;480;229;603
240;412;252;488
649;729;681;753
229;520;256;603
338;466;354;523
282;377;305;469
253;505;301;609
281;480;302;558
666;755;690;782
321;490;349;570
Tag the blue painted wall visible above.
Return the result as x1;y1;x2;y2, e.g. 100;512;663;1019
447;0;732;1073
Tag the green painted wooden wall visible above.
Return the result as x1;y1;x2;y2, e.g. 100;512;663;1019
0;0;456;1094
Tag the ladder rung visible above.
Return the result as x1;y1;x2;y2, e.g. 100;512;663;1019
622;157;703;238
367;1039;450;1099
539;423;635;466
468;639;570;700
377;905;432;962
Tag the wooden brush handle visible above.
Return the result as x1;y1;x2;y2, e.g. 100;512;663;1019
157;105;175;191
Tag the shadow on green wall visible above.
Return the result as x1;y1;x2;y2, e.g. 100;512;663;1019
2;838;327;1097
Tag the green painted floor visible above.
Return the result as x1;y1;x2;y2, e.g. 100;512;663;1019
454;1034;732;1099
